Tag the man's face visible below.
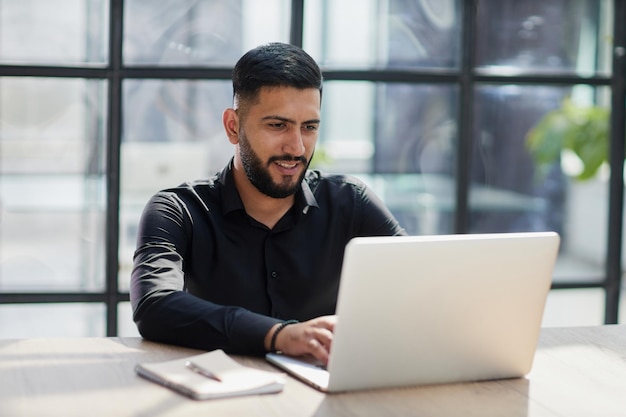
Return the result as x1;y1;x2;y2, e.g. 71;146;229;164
235;86;321;198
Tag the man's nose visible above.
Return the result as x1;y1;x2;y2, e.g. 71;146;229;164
282;128;306;155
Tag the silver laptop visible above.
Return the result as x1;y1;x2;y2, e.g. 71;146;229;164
266;232;560;393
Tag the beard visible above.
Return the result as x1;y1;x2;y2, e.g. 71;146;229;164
238;130;311;199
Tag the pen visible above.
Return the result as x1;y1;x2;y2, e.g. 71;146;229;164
185;361;222;382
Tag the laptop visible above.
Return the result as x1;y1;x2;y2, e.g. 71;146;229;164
266;231;560;393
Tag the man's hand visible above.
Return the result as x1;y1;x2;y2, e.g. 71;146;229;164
265;315;337;365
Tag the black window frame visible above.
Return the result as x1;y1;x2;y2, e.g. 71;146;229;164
0;0;624;335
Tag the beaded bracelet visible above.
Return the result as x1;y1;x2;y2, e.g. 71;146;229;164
270;320;299;353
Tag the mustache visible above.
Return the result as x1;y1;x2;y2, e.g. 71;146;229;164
268;155;308;165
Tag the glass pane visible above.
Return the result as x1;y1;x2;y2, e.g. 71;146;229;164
0;77;107;292
0;0;109;66
123;0;291;67
475;0;613;76
315;81;377;174
0;303;105;338
470;84;611;284
542;289;605;327
117;302;140;337
315;81;458;235
304;0;461;69
118;79;232;289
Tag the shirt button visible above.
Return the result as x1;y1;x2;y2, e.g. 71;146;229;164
271;271;278;279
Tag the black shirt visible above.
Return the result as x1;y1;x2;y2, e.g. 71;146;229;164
130;160;406;355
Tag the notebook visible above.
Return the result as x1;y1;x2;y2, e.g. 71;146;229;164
136;349;286;400
266;231;560;393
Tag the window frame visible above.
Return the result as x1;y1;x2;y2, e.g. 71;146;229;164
0;0;624;334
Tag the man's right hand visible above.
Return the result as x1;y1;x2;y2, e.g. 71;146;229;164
265;315;337;366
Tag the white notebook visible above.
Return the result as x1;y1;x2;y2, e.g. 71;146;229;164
137;349;285;400
267;232;560;393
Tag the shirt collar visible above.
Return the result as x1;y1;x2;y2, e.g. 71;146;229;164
298;174;319;214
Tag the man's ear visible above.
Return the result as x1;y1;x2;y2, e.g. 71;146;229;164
222;108;239;144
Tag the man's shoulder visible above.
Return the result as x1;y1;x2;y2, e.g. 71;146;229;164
157;176;219;195
305;170;367;188
150;171;224;208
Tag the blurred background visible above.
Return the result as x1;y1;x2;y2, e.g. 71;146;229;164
0;0;624;337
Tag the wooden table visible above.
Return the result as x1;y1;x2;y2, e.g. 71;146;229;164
1;326;625;417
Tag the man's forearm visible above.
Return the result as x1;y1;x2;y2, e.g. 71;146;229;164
135;291;280;355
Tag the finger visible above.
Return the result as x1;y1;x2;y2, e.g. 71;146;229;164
307;337;330;365
311;327;333;351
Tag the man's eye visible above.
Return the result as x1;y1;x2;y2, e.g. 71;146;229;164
304;124;319;131
269;123;285;128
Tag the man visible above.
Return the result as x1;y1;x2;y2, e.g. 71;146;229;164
130;42;406;365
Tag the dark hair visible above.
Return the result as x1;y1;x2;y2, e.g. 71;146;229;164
232;42;323;107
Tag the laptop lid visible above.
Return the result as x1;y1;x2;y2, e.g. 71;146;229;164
267;231;560;393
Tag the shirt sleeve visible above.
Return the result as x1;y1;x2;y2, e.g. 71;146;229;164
129;192;280;355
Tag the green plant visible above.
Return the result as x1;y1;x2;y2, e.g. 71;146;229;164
526;98;610;180
309;146;332;169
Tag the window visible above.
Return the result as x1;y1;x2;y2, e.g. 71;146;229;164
0;0;624;337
